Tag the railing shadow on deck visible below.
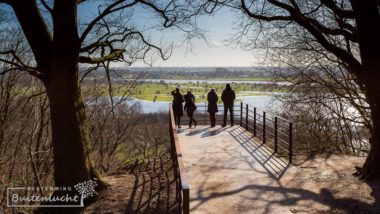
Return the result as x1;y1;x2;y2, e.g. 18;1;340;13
179;102;293;179
183;102;292;165
240;102;293;164
228;126;290;180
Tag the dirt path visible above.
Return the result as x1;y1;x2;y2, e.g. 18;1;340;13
282;155;380;214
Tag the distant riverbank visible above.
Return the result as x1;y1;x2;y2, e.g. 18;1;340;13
125;78;290;85
121;75;274;81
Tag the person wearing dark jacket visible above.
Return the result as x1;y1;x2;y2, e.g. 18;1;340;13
207;88;218;127
221;84;236;126
184;90;197;128
171;87;184;128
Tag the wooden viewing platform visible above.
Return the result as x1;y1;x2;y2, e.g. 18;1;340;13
169;103;296;214
178;126;297;214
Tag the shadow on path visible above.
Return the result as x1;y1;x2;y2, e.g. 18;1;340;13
185;127;209;136
189;182;380;214
200;127;228;138
228;126;289;180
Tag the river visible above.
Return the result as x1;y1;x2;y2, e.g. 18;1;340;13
128;95;279;113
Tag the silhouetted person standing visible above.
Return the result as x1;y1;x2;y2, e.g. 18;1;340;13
221;84;236;127
207;88;218;127
171;87;184;128
184;90;197;128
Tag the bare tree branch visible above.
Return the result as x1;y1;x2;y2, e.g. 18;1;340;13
79;49;125;64
237;0;363;79
80;0;138;43
9;0;52;77
320;0;355;18
40;0;53;13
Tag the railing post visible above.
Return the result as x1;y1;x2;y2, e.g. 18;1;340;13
274;117;278;153
289;122;293;164
183;188;190;214
263;111;266;144
253;107;257;137
240;102;243;126
245;104;249;130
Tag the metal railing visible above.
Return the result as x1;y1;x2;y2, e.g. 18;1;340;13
169;106;190;214
240;102;293;164
182;103;241;126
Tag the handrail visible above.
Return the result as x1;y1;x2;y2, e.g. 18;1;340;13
242;103;292;123
240;102;293;164
169;105;190;214
180;104;241;125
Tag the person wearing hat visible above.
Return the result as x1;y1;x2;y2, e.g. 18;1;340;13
171;87;184;128
207;88;218;127
221;84;236;127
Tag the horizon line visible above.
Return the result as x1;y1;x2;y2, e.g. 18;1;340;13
110;65;268;68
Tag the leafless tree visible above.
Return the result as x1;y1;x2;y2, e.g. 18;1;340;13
0;0;205;200
0;69;53;213
202;0;380;180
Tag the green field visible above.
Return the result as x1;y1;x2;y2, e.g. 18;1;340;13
135;82;277;102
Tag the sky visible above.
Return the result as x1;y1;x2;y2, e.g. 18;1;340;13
140;9;258;67
77;1;258;67
1;1;258;67
150;14;258;67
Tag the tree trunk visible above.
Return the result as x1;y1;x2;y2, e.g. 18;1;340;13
358;62;380;180
361;109;380;179
10;1;108;209
47;1;106;194
45;68;107;191
358;63;380;179
352;0;380;180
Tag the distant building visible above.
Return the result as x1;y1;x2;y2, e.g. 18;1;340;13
214;67;229;77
